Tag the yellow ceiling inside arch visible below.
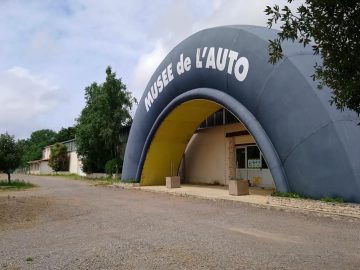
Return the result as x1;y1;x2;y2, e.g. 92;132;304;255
141;99;222;185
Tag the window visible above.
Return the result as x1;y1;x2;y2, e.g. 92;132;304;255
236;145;268;169
247;146;261;169
214;109;224;125
206;114;214;127
225;109;238;124
196;108;240;130
247;146;260;160
236;148;246;168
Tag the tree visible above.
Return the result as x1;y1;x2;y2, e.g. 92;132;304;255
21;129;57;166
55;126;76;142
265;1;360;115
0;133;23;183
76;66;136;173
105;158;122;176
49;143;69;172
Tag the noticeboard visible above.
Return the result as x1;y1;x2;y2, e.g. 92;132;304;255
248;159;261;169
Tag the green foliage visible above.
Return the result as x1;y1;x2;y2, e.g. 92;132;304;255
105;158;122;175
92;178;119;186
120;178;138;184
55;126;76;142
20;127;76;168
48;143;69;172
76;66;136;173
271;191;304;198
321;197;344;203
272;191;346;203
38;173;116;183
0;133;23;183
20;129;57;166
39;173;85;180
265;1;360;115
0;179;35;190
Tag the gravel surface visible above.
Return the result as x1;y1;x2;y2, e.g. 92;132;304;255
0;174;360;270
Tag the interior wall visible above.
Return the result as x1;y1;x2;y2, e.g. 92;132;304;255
183;123;254;185
183;127;226;185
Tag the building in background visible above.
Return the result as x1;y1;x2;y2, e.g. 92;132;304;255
28;139;85;176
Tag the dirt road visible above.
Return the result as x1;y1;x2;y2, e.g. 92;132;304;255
1;174;359;269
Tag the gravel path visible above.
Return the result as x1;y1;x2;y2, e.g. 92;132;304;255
0;174;360;270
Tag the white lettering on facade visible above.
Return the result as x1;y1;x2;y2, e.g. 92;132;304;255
197;47;249;80
145;91;154;112
234;57;249;81
216;48;229;71
206;47;216;69
144;47;250;112
144;63;175;112
227;50;239;75
196;48;202;68
184;56;191;71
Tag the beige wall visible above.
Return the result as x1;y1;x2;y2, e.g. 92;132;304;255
183;123;255;185
29;150;84;176
183;127;226;185
29;163;40;174
43;147;51;160
69;152;77;174
69;151;85;176
39;160;53;174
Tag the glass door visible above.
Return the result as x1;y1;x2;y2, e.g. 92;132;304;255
235;145;275;188
235;147;247;180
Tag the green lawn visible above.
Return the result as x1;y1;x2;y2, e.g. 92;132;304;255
38;173;120;186
0;179;36;190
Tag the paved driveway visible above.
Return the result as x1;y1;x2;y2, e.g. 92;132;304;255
1;174;360;269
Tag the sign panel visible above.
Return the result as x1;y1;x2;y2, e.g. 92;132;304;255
248;159;261;169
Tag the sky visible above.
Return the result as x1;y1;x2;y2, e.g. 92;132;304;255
0;0;294;139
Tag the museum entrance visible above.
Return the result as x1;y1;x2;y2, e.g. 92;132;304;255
181;107;275;189
135;89;289;192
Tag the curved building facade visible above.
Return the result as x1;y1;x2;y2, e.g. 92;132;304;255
122;25;360;202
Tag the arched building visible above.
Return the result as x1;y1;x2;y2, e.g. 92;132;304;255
122;25;360;202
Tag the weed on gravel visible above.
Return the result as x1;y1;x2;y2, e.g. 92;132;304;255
272;191;345;204
0;180;36;190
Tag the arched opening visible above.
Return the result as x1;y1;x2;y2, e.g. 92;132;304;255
182;108;275;189
139;88;289;192
141;99;221;185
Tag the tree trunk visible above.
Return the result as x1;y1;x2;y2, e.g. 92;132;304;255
7;173;11;185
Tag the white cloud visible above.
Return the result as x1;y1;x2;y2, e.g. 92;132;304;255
131;41;168;100
0;0;303;137
0;67;64;138
0;0;152;138
130;0;294;98
129;0;213;97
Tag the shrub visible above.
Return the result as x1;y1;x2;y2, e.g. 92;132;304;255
105;158;122;175
321;197;344;203
271;191;304;199
49;143;69;172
